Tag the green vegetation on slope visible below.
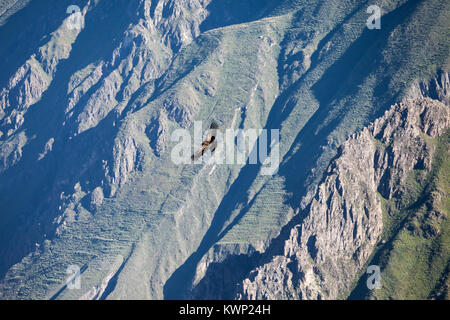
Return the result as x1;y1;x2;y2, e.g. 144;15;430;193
350;130;449;299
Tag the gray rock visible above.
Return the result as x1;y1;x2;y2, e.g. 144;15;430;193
90;187;104;211
236;96;449;300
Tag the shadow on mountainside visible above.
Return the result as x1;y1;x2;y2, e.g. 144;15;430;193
0;0;138;279
164;0;423;299
199;0;277;33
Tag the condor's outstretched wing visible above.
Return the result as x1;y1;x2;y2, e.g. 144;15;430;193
191;122;219;162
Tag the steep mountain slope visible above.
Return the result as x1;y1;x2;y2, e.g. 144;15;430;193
225;95;448;300
0;0;448;300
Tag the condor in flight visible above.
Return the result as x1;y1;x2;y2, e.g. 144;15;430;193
191;121;219;162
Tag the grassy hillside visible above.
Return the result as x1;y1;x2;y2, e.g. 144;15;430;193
0;0;448;300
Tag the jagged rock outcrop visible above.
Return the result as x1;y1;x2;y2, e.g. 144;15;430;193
235;96;449;300
146;110;169;156
0;0;449;300
144;0;210;51
0;0;214;284
89;186;105;211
